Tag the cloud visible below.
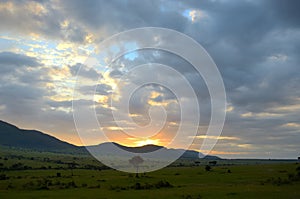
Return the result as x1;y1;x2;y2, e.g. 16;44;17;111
69;63;102;80
78;84;112;95
0;0;90;43
0;0;299;158
0;51;40;73
59;0;189;36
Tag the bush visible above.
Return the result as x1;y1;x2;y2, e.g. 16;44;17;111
36;178;52;190
155;180;173;188
0;174;9;180
130;180;173;190
88;184;100;189
22;181;35;189
209;161;217;166
10;162;24;170
66;181;77;188
6;183;13;189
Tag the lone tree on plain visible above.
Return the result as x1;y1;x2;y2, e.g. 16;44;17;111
67;162;77;176
205;165;212;172
129;156;144;178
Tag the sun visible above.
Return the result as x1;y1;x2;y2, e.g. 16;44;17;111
135;139;160;146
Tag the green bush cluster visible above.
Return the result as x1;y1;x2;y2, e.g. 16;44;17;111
264;166;300;186
109;180;173;191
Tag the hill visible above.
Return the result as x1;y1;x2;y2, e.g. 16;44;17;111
0;120;219;159
0;120;85;154
88;142;220;160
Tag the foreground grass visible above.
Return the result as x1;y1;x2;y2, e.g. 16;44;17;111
0;163;299;199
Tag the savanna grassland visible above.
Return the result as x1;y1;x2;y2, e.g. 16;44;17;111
0;147;299;199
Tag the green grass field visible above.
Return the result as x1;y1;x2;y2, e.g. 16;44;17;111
0;147;299;199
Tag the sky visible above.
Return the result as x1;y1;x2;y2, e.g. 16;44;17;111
0;0;300;159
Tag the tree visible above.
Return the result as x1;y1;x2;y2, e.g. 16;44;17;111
129;156;144;178
205;165;211;172
67;162;77;176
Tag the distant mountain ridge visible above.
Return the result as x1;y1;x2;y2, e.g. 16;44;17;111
88;142;220;160
0;120;220;160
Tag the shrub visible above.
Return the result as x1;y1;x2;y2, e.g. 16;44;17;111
0;174;9;180
10;162;24;170
155;180;173;188
66;181;77;188
36;178;52;190
209;161;217;166
129;180;173;190
88;184;100;189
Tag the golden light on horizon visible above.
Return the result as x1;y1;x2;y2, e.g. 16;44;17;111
134;138;160;146
122;136;161;147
